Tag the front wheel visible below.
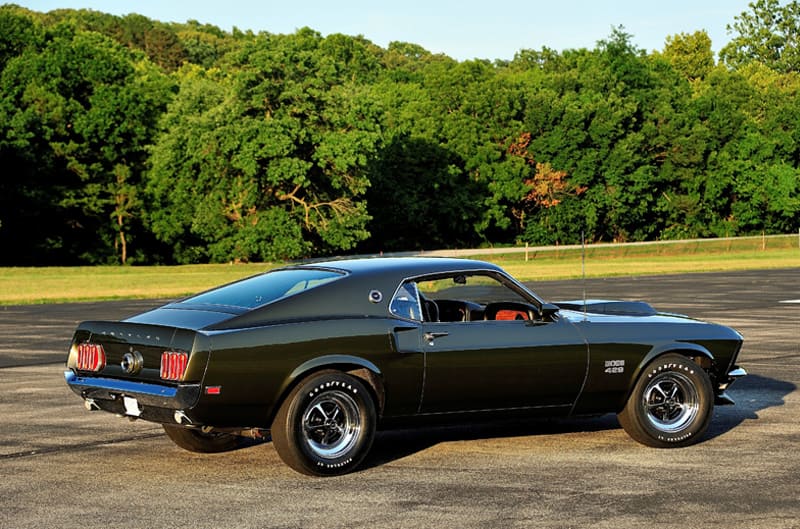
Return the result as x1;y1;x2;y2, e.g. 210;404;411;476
618;354;713;448
271;371;376;476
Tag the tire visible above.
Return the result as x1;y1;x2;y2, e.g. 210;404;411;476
162;424;246;453
271;371;376;476
618;353;713;448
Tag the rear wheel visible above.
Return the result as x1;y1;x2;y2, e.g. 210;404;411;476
618;353;713;448
271;371;376;476
162;424;245;453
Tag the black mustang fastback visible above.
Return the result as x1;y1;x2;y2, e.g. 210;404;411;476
65;257;746;475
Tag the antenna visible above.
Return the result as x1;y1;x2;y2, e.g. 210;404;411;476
582;230;587;320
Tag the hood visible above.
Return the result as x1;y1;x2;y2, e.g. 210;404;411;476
554;299;660;316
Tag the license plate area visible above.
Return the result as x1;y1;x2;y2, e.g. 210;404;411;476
123;396;141;417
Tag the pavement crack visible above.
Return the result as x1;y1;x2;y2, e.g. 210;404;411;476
0;431;164;460
742;353;800;363
0;361;66;369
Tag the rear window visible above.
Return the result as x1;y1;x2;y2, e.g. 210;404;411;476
179;268;344;309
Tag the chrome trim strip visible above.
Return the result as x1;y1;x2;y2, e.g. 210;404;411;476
64;371;201;409
65;370;178;398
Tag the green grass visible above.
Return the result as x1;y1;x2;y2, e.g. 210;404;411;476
1;236;798;305
0;263;272;305
496;247;800;282
488;235;800;281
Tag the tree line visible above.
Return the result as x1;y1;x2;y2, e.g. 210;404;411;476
1;1;799;265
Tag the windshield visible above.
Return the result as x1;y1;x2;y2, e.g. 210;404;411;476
179;268;344;309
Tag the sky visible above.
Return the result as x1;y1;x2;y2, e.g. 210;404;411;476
15;0;753;61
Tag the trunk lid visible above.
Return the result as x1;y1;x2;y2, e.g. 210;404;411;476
68;321;209;385
124;304;242;330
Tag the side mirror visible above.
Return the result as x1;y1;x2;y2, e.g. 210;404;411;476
540;303;560;319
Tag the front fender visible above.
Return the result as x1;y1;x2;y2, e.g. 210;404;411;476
639;342;714;370
625;342;715;401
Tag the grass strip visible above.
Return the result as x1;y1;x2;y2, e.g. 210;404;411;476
1;239;798;305
0;263;270;305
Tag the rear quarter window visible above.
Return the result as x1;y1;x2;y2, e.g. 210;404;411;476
179;269;344;309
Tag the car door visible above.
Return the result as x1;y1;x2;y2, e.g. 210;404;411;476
418;316;588;414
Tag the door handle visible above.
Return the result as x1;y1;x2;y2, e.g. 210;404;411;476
424;331;449;342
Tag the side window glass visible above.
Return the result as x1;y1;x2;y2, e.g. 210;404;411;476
415;273;535;322
390;282;422;321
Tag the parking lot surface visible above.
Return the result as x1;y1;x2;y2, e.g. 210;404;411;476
0;269;797;529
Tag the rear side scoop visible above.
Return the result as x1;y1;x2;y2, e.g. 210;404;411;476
553;299;657;316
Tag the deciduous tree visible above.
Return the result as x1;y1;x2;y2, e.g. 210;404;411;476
721;0;800;72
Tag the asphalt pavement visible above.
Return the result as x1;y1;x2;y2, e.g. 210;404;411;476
0;268;798;529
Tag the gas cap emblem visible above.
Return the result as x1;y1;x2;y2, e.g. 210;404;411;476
121;350;144;375
368;290;383;303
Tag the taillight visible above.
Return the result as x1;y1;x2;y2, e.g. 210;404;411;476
160;351;189;381
76;343;106;372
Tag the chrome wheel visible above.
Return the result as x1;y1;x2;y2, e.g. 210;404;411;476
301;390;361;460
272;371;377;475
642;372;700;433
619;354;713;448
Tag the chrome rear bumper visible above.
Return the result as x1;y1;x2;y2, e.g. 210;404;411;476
64;370;200;409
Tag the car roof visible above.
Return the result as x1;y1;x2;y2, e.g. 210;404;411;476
294;257;504;277
205;257;536;330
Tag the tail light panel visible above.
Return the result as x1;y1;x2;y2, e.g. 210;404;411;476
160;351;189;381
76;343;106;372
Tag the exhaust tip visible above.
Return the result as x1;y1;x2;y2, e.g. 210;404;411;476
174;410;192;425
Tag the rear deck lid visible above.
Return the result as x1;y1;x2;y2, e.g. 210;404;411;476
124;305;241;330
68;321;206;384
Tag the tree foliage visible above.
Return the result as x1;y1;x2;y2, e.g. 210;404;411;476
147;30;381;262
0;14;172;264
721;0;800;72
0;5;798;265
661;31;714;81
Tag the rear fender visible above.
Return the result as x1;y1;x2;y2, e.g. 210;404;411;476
267;355;384;423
